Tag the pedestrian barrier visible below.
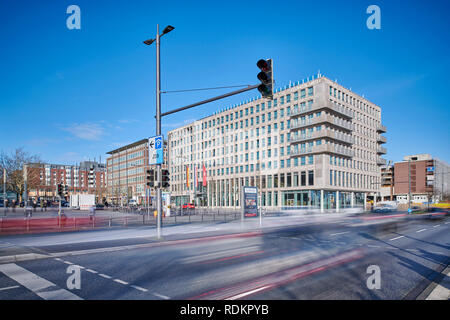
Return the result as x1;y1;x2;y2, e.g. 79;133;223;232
0;208;242;235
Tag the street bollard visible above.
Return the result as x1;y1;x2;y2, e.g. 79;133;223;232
109;217;112;228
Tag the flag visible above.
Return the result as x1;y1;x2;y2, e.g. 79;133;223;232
202;164;207;187
186;165;190;188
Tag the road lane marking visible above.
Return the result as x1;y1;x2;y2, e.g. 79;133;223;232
433;225;440;228
330;232;349;236
99;273;112;279
416;229;427;233
85;269;98;274
152;292;170;300
389;236;404;241
63;260;73;265
0;263;82;300
130;285;148;292
0;285;20;291
114;279;129;285
225;285;271;300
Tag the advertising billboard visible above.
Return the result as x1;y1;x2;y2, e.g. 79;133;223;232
242;186;259;218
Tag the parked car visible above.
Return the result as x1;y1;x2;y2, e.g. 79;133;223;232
95;204;105;210
372;204;394;213
182;203;195;209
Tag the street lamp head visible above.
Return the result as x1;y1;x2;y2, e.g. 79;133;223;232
143;38;155;45
162;25;175;35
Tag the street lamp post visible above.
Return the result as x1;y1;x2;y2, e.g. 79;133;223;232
143;24;175;239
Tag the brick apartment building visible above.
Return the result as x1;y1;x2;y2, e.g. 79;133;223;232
394;154;450;204
26;161;107;202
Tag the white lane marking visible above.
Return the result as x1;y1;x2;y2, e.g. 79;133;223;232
389;236;405;241
0;285;20;291
114;279;129;285
0;263;82;300
330;232;350;236
54;258;63;262
152;292;170;300
433;225;440;228
416;229;427;233
99;273;112;279
85;269;98;274
130;285;148;292
225;285;271;300
63;261;73;265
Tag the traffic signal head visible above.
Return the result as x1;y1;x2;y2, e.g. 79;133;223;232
146;169;155;188
63;184;69;196
162;169;170;189
57;184;63;196
256;59;273;99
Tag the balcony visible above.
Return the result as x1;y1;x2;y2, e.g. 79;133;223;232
377;157;387;166
290;130;354;145
377;135;387;144
290;114;353;132
376;124;387;133
377;146;387;154
290;143;353;158
290;101;353;119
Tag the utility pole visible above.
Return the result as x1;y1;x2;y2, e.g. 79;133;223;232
408;158;411;211
143;25;273;238
155;24;163;239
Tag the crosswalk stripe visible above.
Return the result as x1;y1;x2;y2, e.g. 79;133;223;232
0;263;82;300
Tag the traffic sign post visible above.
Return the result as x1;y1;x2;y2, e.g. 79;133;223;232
149;135;164;166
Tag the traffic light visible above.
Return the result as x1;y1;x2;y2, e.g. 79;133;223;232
57;183;63;197
146;169;155;188
63;184;69;197
162;169;170;188
256;59;273;99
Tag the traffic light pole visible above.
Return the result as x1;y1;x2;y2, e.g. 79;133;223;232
146;24;271;239
160;84;259;118
156;24;162;239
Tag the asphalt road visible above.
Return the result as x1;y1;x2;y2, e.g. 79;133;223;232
0;212;448;300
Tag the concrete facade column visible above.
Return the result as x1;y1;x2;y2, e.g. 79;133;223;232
351;191;355;207
320;189;324;212
336;190;340;212
364;192;367;211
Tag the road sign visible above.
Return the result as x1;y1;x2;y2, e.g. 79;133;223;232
149;135;163;165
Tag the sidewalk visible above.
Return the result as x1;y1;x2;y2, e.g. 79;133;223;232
421;265;450;300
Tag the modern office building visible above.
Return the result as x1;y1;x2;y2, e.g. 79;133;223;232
167;74;387;211
394;154;450;204
106;138;168;205
26;161;107;202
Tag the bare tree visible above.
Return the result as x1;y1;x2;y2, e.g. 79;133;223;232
0;148;43;202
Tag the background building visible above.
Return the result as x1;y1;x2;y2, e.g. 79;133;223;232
168;75;387;211
380;164;394;202
106;139;168;206
27;161;107;203
394;154;450;204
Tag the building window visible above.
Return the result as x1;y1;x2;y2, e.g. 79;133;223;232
308;170;314;185
301;171;306;186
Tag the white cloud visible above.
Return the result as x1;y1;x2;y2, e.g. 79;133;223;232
62;122;106;141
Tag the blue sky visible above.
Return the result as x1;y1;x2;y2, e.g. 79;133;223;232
0;0;449;165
